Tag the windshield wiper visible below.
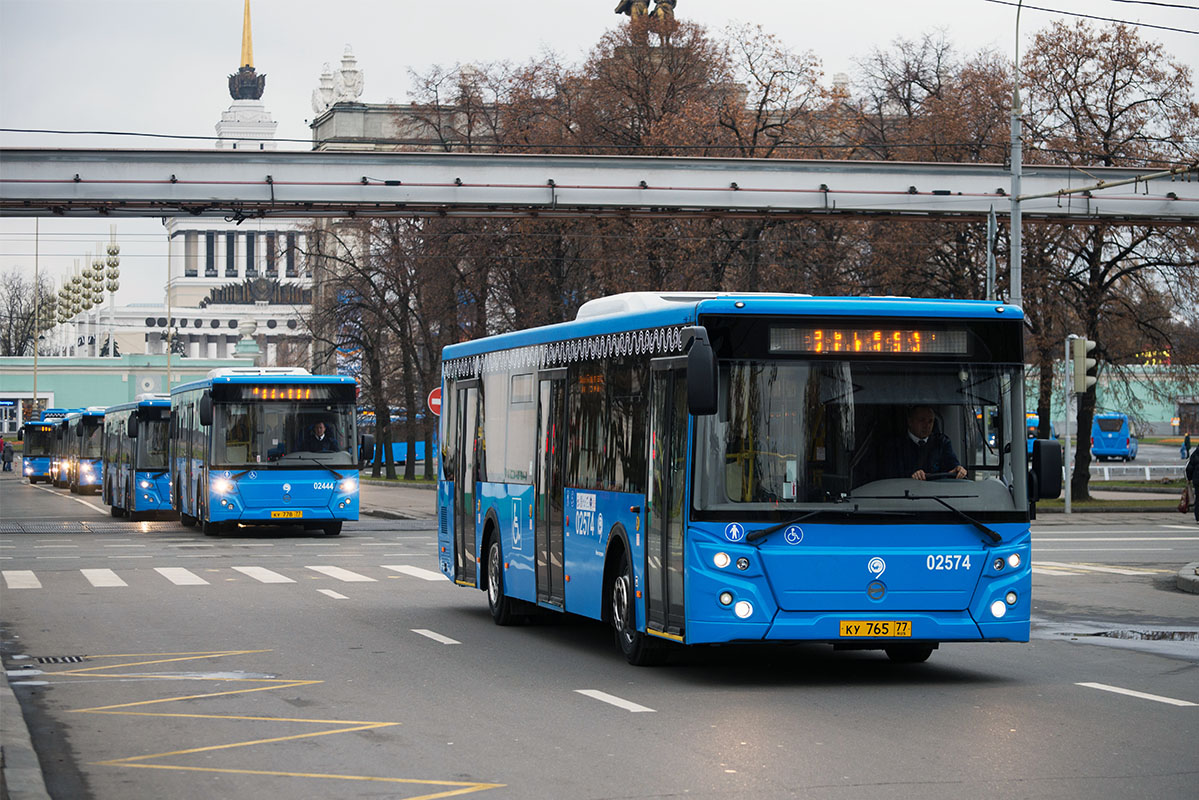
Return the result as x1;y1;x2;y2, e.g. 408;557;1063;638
281;453;345;480
744;497;907;545
853;490;1002;545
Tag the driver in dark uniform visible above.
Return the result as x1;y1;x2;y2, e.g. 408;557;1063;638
886;405;967;480
300;420;339;453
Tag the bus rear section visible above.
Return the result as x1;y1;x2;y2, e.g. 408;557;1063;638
171;370;359;536
20;422;55;483
103;396;173;520
438;293;1061;665
1091;413;1138;461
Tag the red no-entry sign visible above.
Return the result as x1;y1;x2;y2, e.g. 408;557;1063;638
427;387;442;416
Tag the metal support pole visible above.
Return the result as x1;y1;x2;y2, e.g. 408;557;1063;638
33;218;39;421
1009;2;1024;308
1064;335;1073;514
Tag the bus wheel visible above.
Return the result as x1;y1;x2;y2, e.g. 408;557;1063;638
109;504;123;518
180;513;196;527
611;552;662;666
885;644;934;664
322;522;342;537
202;518;222;537
486;537;516;625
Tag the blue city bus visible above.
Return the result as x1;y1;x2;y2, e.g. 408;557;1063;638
1091;412;1138;461
20;420;56;483
64;407;106;494
45;409;76;488
438;292;1062;665
1024;413;1057;456
170;368;360;536
102;395;172;519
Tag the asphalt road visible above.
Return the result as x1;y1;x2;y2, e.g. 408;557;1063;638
2;471;1197;800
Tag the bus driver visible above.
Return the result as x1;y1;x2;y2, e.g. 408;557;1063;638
300;420;339;453
886;405;967;481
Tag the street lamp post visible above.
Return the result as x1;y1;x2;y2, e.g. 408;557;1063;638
90;248;105;357
106;229;121;358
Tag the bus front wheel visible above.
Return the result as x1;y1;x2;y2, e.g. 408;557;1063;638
202;517;222;536
486;537;517;625
322;521;342;537
611;552;663;666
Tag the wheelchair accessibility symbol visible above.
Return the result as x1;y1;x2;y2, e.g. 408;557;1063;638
783;526;804;545
724;523;747;542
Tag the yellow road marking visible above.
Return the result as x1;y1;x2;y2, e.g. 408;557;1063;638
41;650;504;796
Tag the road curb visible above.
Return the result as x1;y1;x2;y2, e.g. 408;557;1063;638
0;669;52;800
359;479;436;490
1177;562;1199;595
362;508;425;521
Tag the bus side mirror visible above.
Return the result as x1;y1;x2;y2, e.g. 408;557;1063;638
127;414;138;439
1030;439;1062;500
199;392;213;427
683;326;717;416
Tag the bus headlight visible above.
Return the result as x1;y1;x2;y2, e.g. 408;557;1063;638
1005;591;1018;606
81;464;93;474
733;600;753;618
339;477;357;493
713;552;731;569
1007;553;1021;569
990;600;1007;618
212;478;233;495
140;480;152;489
718;591;734;606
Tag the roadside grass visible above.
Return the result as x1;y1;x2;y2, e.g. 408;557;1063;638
1038;497;1180;510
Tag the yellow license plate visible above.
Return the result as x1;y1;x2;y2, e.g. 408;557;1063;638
271;510;303;519
839;620;912;638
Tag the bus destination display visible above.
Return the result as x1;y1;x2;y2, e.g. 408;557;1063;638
770;326;968;355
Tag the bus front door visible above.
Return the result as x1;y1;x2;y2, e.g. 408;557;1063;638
647;364;687;639
535;373;566;607
453;383;479;587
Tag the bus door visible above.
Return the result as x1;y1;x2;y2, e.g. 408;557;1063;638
647;361;688;638
535;370;566;607
452;380;480;586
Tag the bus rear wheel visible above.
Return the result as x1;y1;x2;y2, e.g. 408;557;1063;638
885;644;935;663
611;551;663;666
486;537;516;625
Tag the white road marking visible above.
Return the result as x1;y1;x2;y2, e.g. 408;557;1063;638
306;565;376;582
1032;567;1084;576
28;482;108;515
1035;548;1176;552
383;565;445;581
1035;536;1199;542
81;568;127;587
232;566;295;584
412;629;460;645
1036;561;1156;576
317;589;348;600
575;689;656;713
2;570;42;589
154;567;209;586
1076;682;1197;707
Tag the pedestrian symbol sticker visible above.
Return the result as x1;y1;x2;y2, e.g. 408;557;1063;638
724;523;746;542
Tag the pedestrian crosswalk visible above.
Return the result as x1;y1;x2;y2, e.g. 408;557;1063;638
1032;561;1172;577
2;563;447;590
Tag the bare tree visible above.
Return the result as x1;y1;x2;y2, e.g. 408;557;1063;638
0;268;56;357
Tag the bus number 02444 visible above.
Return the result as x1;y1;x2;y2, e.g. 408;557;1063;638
927;554;971;571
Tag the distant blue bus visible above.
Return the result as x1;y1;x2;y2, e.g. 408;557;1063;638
64;407;106;494
438;292;1062;665
102;395;172;519
46;409;79;488
1091;413;1138;461
1025;413;1057;455
170;368;360;536
20;421;56;483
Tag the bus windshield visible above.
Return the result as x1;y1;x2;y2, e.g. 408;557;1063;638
137;418;170;470
24;427;53;457
213;401;356;467
82;419;103;458
692;360;1025;518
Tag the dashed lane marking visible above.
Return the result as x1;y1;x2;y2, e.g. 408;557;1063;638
232;566;296;584
154;567;210;586
575;689;656;713
412;629;460;645
27;482;109;515
317;589;348;600
1036;561;1158;576
1076;682;1197;707
82;568;128;587
306;565;375;582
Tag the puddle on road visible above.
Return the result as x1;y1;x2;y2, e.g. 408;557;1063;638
1034;620;1199;658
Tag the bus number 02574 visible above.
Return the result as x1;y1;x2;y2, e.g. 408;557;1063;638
927;554;971;571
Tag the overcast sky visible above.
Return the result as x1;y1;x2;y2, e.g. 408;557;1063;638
2;0;1196;305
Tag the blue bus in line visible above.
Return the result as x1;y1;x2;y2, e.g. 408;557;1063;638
438;292;1062;665
1025;413;1057;455
102;395;173;520
64;407;106;494
45;409;77;488
170;368;360;536
20;420;56;483
1091;412;1138;461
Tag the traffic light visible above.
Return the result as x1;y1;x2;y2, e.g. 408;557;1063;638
1071;338;1097;394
